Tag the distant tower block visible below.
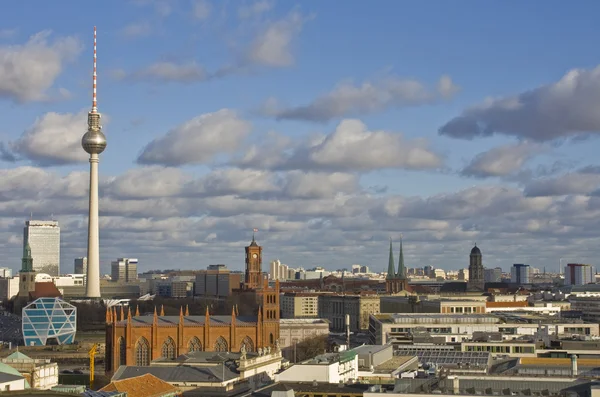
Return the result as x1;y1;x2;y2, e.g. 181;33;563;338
82;27;107;298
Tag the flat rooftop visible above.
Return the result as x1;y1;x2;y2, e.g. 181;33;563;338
279;318;329;325
374;355;417;372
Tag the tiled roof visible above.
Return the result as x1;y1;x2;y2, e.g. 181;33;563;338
113;364;238;383
117;315;257;327
30;282;62;299
101;373;180;397
486;301;529;308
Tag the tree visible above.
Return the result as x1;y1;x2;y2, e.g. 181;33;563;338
293;335;328;362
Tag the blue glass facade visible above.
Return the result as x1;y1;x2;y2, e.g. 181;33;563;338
22;297;77;346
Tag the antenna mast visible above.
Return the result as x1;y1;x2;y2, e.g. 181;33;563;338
92;26;97;113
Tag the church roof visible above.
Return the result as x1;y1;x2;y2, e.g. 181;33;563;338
386;239;395;280
112;365;238;384
471;245;482;255
396;238;405;278
116;315;258;327
30;282;62;300
101;373;180;397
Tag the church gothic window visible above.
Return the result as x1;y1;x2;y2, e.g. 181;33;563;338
188;337;202;352
214;336;228;352
118;337;126;366
161;337;176;359
241;336;254;353
135;337;150;366
269;333;274;345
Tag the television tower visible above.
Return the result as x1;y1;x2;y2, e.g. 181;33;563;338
82;27;107;298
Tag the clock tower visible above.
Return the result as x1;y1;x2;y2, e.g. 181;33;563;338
244;233;263;290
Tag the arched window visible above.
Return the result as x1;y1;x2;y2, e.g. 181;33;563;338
188;337;202;353
118;337;126;366
241;336;254;353
135;337;150;366
269;333;274;345
214;336;228;352
161;337;176;359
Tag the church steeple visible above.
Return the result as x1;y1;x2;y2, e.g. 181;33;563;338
386;238;395;279
396;236;405;279
21;241;33;272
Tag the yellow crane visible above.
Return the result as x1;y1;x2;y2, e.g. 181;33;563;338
88;343;98;385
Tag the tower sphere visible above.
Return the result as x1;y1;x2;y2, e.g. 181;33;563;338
82;129;107;154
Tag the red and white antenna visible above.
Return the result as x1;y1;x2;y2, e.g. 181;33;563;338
91;26;97;113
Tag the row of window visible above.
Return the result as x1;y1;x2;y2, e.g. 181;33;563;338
465;345;535;354
116;335;258;366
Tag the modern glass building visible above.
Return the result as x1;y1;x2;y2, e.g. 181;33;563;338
22;298;77;346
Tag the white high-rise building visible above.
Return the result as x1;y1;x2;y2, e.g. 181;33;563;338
511;264;530;284
269;260;280;280
74;257;87;274
564;263;594;286
485;267;502;283
24;220;60;276
111;258;138;282
269;259;291;281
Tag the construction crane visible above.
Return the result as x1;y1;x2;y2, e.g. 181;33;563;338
88;343;98;385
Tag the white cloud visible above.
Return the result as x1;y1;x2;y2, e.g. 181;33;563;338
107;167;193;199
524;169;600;197
237;119;443;172
0;30;81;102
3;110;90;166
137;109;252;166
263;74;459;122
462;142;544;178
3;164;600;273
280;171;359;199
439;65;600;141
247;10;308;67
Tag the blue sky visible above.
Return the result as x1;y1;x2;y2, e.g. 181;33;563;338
2;0;600;275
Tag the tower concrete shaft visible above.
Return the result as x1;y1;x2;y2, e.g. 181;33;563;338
85;153;101;298
82;27;106;299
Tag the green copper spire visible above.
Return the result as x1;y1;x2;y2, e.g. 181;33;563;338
386;238;395;279
396;236;405;279
21;241;33;272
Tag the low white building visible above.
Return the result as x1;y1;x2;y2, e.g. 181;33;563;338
0;351;58;389
370;313;600;345
276;350;358;384
0;362;27;392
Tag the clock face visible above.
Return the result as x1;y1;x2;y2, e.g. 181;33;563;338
252;253;258;259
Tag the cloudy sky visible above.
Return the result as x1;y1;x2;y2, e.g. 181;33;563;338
2;1;600;275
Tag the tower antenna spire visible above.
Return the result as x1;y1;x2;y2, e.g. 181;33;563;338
92;26;97;113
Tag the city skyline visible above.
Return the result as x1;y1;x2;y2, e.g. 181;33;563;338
2;1;600;272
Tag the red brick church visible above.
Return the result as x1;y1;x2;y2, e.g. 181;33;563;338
105;236;279;372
